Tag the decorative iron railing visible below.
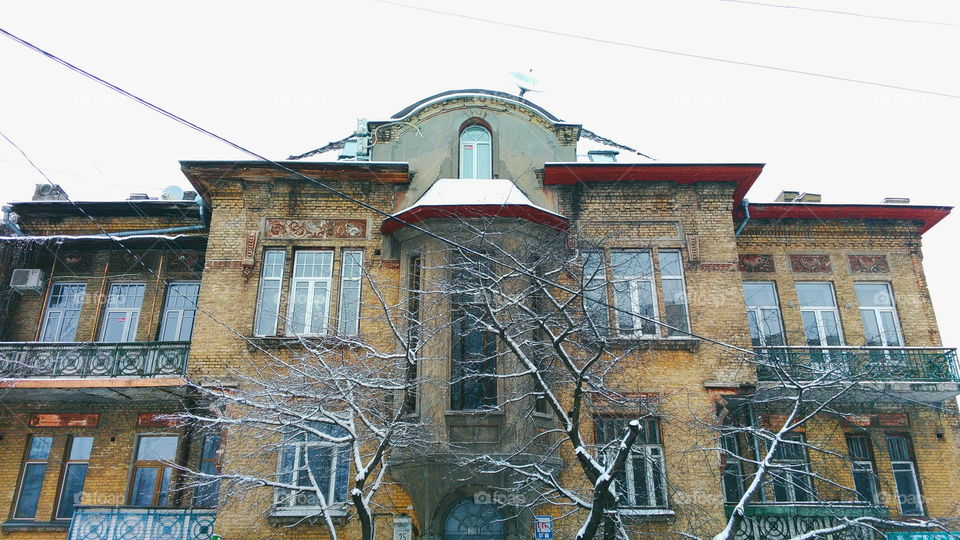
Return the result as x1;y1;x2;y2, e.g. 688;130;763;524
68;507;215;540
726;502;885;540
755;347;959;383
0;341;190;379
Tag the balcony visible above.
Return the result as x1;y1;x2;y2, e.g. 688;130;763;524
725;502;885;540
754;346;960;402
0;342;191;402
68;507;215;540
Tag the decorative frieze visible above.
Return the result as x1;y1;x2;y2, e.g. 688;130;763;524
738;254;775;273
60;251;93;272
29;413;99;428
264;218;367;239
789;254;832;273
848;254;890;274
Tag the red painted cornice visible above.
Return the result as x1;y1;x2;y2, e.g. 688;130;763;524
743;203;952;234
381;204;568;235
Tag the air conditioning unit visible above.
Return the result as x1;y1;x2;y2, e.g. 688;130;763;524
10;269;44;292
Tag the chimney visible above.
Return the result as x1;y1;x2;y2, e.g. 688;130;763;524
882;197;910;204
775;191;800;202
32;184;68;201
775;191;820;203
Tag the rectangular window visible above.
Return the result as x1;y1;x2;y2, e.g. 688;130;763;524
254;249;285;336
13;436;53;519
99;283;146;342
658;250;690;336
770;433;813;502
158;282;200;341
402;254;422;414
743;282;786;347
129;435;179;507
450;256;497;410
287;251;334;335
796;283;843;346
595;417;668;508
337;250;363;335
855;282;903;347
721;434;745;503
887;435;923;515
610;251;658;337
40;283;86;342
192;435;221;507
276;423;350;511
582;251;609;336
845;435;878;505
56;436;93;520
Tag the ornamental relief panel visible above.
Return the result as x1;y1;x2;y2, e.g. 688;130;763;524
264;218;368;240
789;254;832;273
738;254;775;273
848;254;890;274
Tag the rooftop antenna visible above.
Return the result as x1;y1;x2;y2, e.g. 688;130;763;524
509;69;541;98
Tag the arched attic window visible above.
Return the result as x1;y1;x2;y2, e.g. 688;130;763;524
459;124;492;179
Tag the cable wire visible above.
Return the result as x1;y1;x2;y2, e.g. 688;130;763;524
719;0;960;28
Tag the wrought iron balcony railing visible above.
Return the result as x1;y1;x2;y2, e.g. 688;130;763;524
725;502;885;540
0;341;190;379
755;346;959;383
68;506;215;540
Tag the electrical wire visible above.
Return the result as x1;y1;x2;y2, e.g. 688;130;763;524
719;0;960;28
0;26;757;356
370;0;960;100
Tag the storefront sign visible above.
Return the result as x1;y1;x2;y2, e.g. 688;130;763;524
886;533;960;540
534;515;553;540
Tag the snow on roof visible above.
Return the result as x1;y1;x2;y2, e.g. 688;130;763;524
402;178;562;216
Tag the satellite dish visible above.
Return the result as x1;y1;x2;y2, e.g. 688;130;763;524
508;69;541;98
161;185;184;201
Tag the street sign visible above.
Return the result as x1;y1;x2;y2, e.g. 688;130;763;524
393;516;413;540
534;515;553;540
886;533;960;540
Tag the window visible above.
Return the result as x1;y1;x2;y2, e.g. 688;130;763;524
459;125;492;179
99;283;146;342
595;417;668;508
255;249;285;336
721;434;745;503
13;436;53;519
796;283;843;347
770;433;813;502
56;436;93;520
276;423;350;512
845;435;878;505
855;283;903;347
402;254;422;414
887;435;923;515
40;283;86;342
450;256;497;410
159;282;200;341
337;250;363;335
584;250;690;338
129;435;179;507
743;282;786;347
288;251;334;336
192;435;221;507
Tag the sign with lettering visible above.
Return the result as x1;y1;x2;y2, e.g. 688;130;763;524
29;413;99;428
886;533;960;540
393;516;413;540
534;515;553;540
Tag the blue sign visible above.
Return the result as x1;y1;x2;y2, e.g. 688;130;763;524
534;515;553;540
886;533;960;540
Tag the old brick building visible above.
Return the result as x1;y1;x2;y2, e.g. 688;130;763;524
0;89;957;540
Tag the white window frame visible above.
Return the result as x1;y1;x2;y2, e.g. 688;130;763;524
887;435;923;516
254;249;286;337
99;282;146;342
459;125;492;179
55;436;94;520
274;426;350;516
610;250;659;338
796;282;845;346
770;433;814;503
743;281;786;347
845;435;879;505
13;436;53;520
657;249;690;337
855;282;904;347
40;282;86;342
286;250;335;336
337;250;363;336
158;281;200;342
597;418;668;509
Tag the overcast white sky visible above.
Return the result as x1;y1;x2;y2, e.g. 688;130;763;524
1;0;957;345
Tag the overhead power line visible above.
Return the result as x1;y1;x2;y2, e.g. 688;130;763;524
0;26;757;356
719;0;960;28
371;0;960;100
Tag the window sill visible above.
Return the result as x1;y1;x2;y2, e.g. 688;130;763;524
270;507;348;518
619;508;675;519
444;409;504;416
246;336;361;351
604;337;700;351
1;521;70;532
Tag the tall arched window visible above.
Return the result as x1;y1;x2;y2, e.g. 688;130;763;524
459;125;492;179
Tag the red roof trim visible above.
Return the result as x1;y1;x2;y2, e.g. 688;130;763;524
542;163;765;207
744;203;952;234
381;204;569;235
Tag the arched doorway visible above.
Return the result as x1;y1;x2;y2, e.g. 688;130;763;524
442;498;505;540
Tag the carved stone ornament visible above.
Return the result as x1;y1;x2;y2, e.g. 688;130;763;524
264;218;367;240
738;254;775;273
60;252;93;272
789;254;832;273
169;251;203;273
848;254;890;274
241;231;259;278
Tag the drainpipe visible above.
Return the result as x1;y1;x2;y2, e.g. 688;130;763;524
734;199;751;237
1;206;24;236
